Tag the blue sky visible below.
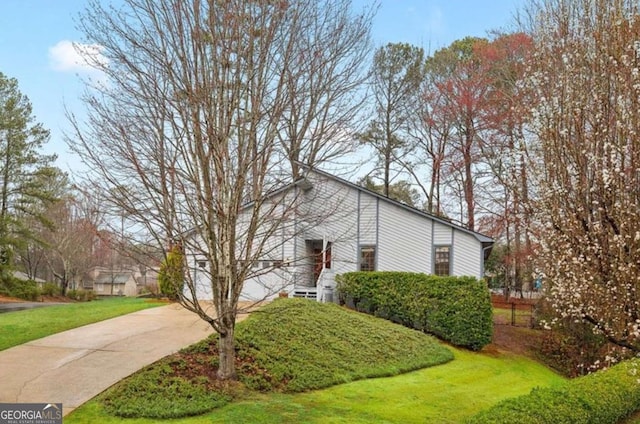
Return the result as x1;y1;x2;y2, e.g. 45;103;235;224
0;0;525;173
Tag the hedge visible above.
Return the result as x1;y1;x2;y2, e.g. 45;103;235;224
466;359;640;424
335;272;492;351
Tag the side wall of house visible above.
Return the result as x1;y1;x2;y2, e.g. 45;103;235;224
299;174;485;280
184;172;487;302
452;229;483;278
377;198;432;273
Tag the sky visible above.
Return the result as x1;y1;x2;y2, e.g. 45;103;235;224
0;0;526;174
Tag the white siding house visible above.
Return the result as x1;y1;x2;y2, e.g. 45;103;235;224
186;167;493;302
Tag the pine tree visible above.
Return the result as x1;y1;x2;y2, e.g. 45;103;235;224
0;72;59;275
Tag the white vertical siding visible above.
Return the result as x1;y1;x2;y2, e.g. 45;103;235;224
358;192;377;245
241;269;293;301
299;174;360;277
377;200;431;273
452;229;482;278
185;169;490;300
433;222;453;245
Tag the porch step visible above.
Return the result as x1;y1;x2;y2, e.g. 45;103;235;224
293;288;317;300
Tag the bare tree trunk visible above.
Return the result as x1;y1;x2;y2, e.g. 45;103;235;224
463;130;475;231
217;312;236;380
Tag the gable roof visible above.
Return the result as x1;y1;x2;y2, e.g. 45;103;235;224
183;164;494;247
299;165;494;245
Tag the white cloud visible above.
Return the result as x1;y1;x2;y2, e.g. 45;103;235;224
49;40;107;73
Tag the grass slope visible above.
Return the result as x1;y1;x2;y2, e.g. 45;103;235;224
94;298;454;419
0;298;165;350
236;298;454;392
66;348;564;424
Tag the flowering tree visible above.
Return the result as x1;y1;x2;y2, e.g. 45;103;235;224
524;0;640;352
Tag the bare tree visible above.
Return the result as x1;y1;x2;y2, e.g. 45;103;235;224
278;1;375;178
67;0;374;380
40;191;102;294
522;0;640;352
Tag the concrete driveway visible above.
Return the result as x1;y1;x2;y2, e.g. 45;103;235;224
0;303;216;416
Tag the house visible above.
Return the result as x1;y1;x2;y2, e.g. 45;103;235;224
83;266;160;296
187;166;493;302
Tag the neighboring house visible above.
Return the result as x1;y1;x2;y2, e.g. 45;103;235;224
13;271;47;288
187;166;493;302
83;266;159;296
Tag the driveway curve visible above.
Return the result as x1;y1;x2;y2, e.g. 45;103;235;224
0;303;216;416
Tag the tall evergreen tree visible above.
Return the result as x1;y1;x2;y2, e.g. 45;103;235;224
0;72;59;274
359;43;425;197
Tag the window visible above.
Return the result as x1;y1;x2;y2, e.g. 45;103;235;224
434;246;451;276
359;246;376;271
197;260;207;268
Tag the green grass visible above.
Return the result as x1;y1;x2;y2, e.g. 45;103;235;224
95;298;453;418
66;348;564;423
0;297;165;350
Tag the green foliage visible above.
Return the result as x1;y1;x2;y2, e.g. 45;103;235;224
41;282;60;296
99;361;231;419
0;72;60;265
0;274;40;300
235;298;453;392
336;271;493;350
466;359;640;424
158;244;185;300
359;176;422;207
66;289;96;302
96;299;453;419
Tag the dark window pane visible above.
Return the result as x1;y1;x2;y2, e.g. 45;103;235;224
434;246;450;276
360;246;376;271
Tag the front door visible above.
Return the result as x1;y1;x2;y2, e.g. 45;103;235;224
307;240;332;286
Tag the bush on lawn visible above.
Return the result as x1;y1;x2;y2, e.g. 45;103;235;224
158;244;184;300
66;289;96;301
466;359;640;424
0;275;40;300
336;272;492;351
41;282;61;296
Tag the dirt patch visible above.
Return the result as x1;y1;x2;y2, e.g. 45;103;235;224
489;324;544;359
0;294;25;303
0;294;73;303
489;294;542;356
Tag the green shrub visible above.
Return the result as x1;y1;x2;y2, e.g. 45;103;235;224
41;283;61;296
0;275;40;300
100;361;230;418
158;245;185;300
336;272;492;350
466;359;640;424
67;289;96;302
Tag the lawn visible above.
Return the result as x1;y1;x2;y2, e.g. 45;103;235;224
65;299;565;423
0;297;166;350
66;348;563;424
